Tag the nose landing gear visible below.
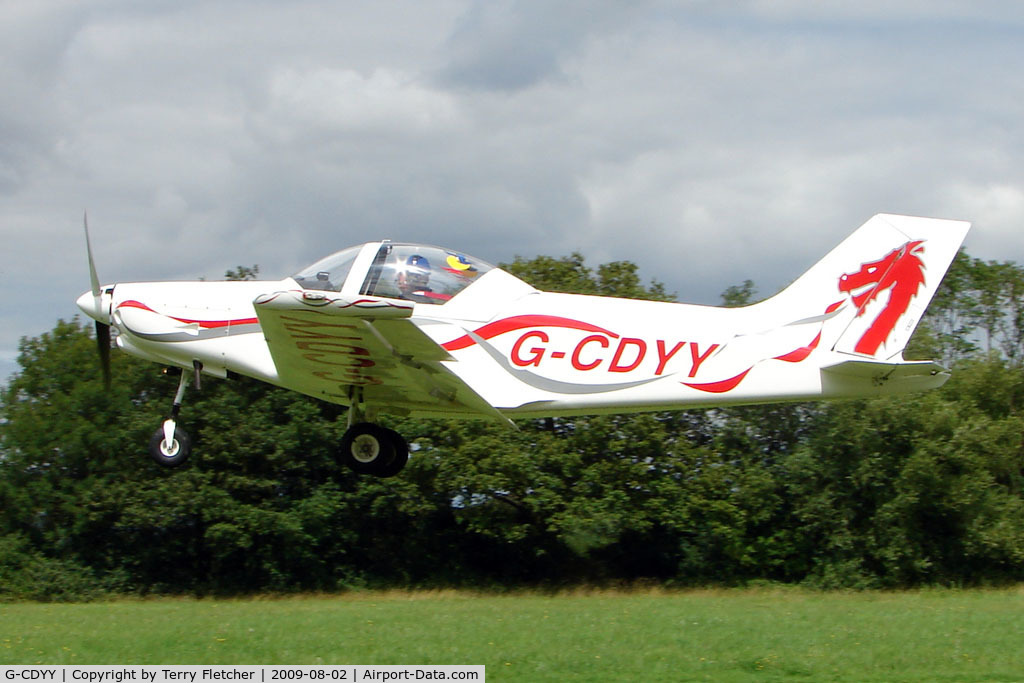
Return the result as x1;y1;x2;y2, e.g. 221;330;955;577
148;364;198;468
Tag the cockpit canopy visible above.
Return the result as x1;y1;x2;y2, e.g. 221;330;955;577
292;242;496;305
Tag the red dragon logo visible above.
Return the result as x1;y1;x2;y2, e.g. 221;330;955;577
838;240;926;355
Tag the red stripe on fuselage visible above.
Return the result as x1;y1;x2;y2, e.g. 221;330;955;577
117;300;258;328
443;315;618;351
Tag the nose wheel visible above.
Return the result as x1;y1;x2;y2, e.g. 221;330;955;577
148;365;196;468
149;421;192;467
339;422;409;477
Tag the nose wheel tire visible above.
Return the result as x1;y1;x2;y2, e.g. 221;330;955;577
339;423;409;477
149;425;192;467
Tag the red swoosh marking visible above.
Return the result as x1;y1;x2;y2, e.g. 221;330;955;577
683;368;752;394
774;331;822;363
683;299;842;392
118;300;258;328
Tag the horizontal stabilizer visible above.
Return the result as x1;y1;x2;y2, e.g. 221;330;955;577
821;359;950;395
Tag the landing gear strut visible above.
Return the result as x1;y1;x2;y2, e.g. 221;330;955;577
148;364;198;468
339;390;408;477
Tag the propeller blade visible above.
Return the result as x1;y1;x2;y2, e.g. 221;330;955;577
83;213;112;390
96;321;112;390
84;211;101;299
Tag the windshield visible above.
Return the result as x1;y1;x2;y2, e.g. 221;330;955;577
360;244;494;304
292;245;362;291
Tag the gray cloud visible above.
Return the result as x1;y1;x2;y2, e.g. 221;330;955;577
437;0;647;91
2;1;1023;383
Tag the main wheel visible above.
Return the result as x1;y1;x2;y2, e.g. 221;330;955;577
375;427;409;478
339;423;396;475
149;425;192;467
339;423;409;477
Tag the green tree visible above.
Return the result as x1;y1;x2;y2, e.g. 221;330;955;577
0;319;419;594
720;279;758;308
774;356;1024;588
504;253;673;301
4;249;1024;597
224;265;260;281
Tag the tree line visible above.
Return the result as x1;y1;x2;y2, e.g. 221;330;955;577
1;251;1023;600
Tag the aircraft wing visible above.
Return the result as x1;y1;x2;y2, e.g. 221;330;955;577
253;290;510;422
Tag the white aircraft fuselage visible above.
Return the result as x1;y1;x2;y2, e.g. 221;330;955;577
77;213;970;475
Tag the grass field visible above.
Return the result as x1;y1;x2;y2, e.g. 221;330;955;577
2;587;1024;681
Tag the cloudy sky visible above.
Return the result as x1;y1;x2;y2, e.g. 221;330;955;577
2;1;1023;383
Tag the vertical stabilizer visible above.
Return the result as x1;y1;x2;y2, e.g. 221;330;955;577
761;214;970;362
830;214;969;360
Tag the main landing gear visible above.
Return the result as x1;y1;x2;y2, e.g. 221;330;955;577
339;390;409;478
148;364;197;468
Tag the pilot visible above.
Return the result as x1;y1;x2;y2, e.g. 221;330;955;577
396;254;432;299
396;254;450;303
